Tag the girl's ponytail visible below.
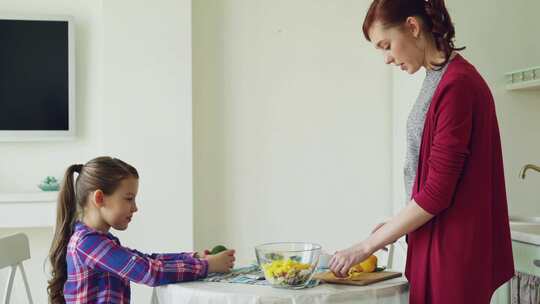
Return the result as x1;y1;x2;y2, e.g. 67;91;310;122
47;164;82;304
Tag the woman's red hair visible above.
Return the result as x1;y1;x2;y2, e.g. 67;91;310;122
362;0;465;67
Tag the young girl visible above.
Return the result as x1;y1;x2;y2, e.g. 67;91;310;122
47;156;235;304
330;0;514;303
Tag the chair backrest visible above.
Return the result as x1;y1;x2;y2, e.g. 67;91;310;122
0;233;33;304
0;234;30;269
386;243;394;269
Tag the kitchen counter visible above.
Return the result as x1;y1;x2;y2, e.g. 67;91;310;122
510;216;540;246
511;223;540;246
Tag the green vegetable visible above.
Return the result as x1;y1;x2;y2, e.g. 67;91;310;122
210;245;227;255
265;253;284;261
290;255;301;262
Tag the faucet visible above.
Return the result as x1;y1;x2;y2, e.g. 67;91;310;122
520;164;540;179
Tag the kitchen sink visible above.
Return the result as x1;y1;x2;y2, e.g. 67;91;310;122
511;223;540;235
509;216;540;224
509;216;540;246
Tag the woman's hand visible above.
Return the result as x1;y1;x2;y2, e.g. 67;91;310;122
329;200;435;278
206;249;235;273
371;221;399;244
329;243;372;278
371;222;386;234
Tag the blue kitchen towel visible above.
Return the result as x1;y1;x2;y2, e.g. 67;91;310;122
202;264;320;288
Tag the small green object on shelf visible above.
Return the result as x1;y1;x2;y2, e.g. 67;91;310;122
210;245;227;255
38;176;60;191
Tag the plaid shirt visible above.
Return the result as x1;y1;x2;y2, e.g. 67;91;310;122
64;221;208;304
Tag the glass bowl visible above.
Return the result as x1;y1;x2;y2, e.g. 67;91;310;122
255;242;321;289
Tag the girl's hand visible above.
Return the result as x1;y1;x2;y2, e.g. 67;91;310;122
194;249;210;259
206;249;235;273
196;249;211;258
329;243;371;278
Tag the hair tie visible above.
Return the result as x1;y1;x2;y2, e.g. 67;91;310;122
424;1;436;15
73;164;84;173
423;0;446;25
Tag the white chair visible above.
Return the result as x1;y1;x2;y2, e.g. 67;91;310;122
386;243;395;269
0;233;33;304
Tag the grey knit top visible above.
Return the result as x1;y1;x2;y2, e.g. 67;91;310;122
404;63;450;204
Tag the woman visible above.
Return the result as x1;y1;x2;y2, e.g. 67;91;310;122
329;0;514;303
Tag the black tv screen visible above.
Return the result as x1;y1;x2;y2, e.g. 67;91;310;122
0;19;70;131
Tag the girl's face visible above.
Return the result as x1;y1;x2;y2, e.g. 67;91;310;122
100;177;139;231
368;18;425;74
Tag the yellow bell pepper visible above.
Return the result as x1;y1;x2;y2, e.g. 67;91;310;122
347;255;377;278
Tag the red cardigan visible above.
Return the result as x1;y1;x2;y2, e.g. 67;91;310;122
406;54;514;304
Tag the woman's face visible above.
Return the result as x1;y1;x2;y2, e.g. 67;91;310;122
368;18;425;74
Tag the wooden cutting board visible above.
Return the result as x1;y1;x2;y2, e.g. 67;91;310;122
313;271;402;286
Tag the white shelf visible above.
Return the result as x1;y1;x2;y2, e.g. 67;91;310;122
0;191;58;228
0;191;58;204
505;66;540;91
506;79;540;91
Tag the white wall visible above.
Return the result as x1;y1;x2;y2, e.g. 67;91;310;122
193;0;394;266
0;0;193;303
102;0;193;302
0;0;103;302
450;0;540;217
0;2;103;193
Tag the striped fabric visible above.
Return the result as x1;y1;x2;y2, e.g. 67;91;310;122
64;221;208;303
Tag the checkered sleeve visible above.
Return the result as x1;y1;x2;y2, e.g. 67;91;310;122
75;232;208;286
128;248;198;261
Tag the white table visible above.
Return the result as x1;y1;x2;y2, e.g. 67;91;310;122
153;277;409;304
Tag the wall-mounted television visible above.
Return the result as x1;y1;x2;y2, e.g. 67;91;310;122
0;15;75;141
